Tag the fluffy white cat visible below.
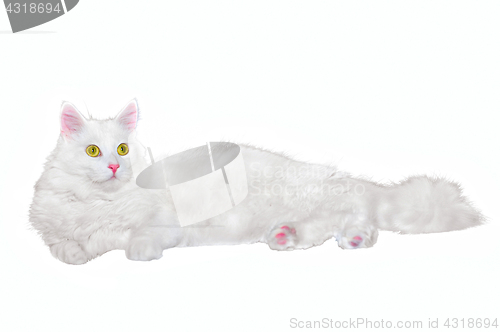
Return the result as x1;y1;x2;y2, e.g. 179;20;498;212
29;100;484;264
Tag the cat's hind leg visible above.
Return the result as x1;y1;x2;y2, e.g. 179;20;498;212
265;212;379;251
334;213;378;249
267;223;298;250
266;218;336;251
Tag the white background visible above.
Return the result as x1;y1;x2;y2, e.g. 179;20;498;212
1;1;499;331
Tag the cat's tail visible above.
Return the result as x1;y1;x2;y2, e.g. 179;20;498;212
375;176;484;234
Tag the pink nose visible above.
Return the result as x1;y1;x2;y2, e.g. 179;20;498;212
108;164;120;174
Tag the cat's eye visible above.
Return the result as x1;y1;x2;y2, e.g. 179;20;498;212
117;143;129;156
86;145;100;157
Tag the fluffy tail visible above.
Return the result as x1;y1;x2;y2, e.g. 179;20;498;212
375;176;484;234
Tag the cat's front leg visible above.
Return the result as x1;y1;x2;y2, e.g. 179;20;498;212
125;210;183;261
50;239;91;265
125;231;165;261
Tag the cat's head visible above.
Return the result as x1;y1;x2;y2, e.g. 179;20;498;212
55;100;145;191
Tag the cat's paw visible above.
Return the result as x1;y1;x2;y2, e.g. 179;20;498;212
335;226;378;250
337;234;366;249
267;224;298;250
125;238;163;261
50;240;89;265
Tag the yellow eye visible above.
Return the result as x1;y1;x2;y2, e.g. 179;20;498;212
86;145;100;157
117;143;129;156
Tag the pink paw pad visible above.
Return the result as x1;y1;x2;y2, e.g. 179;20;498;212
272;225;297;247
280;225;296;234
349;236;363;247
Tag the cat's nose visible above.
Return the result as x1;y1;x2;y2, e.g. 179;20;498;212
108;164;120;174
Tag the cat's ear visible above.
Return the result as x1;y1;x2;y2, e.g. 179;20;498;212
116;99;139;131
60;102;86;139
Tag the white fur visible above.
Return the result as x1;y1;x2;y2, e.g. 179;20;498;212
29;101;484;264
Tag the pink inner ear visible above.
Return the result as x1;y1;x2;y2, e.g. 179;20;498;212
118;101;138;131
61;104;84;137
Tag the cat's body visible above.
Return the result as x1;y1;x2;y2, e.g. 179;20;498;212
29;100;484;264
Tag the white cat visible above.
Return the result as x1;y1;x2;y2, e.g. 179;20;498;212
29;100;484;264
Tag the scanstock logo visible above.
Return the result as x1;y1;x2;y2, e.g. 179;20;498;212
3;0;79;33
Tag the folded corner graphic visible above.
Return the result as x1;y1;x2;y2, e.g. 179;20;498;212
4;0;79;33
136;142;249;227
